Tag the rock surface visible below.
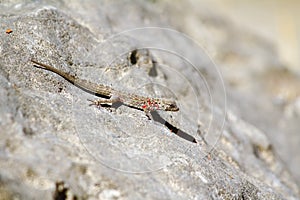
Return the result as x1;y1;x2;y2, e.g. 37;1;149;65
0;0;299;199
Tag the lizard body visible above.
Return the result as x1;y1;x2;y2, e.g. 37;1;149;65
31;59;179;113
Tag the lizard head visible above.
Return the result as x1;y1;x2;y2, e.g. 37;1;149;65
139;97;180;112
160;99;179;112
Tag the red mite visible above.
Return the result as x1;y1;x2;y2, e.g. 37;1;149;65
6;29;13;34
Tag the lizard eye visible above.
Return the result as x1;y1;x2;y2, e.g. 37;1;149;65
167;102;179;111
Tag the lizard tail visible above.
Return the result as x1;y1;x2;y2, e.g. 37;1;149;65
31;59;77;83
30;59;112;97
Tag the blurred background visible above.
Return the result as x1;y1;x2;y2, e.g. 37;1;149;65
214;0;300;74
197;0;300;184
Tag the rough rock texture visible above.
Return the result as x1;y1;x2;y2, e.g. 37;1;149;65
0;0;299;199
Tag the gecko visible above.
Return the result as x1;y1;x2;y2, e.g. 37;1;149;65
30;59;179;116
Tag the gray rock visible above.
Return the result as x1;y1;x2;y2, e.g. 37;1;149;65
0;0;299;199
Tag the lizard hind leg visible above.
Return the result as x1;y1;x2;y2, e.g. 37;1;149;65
88;96;122;109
